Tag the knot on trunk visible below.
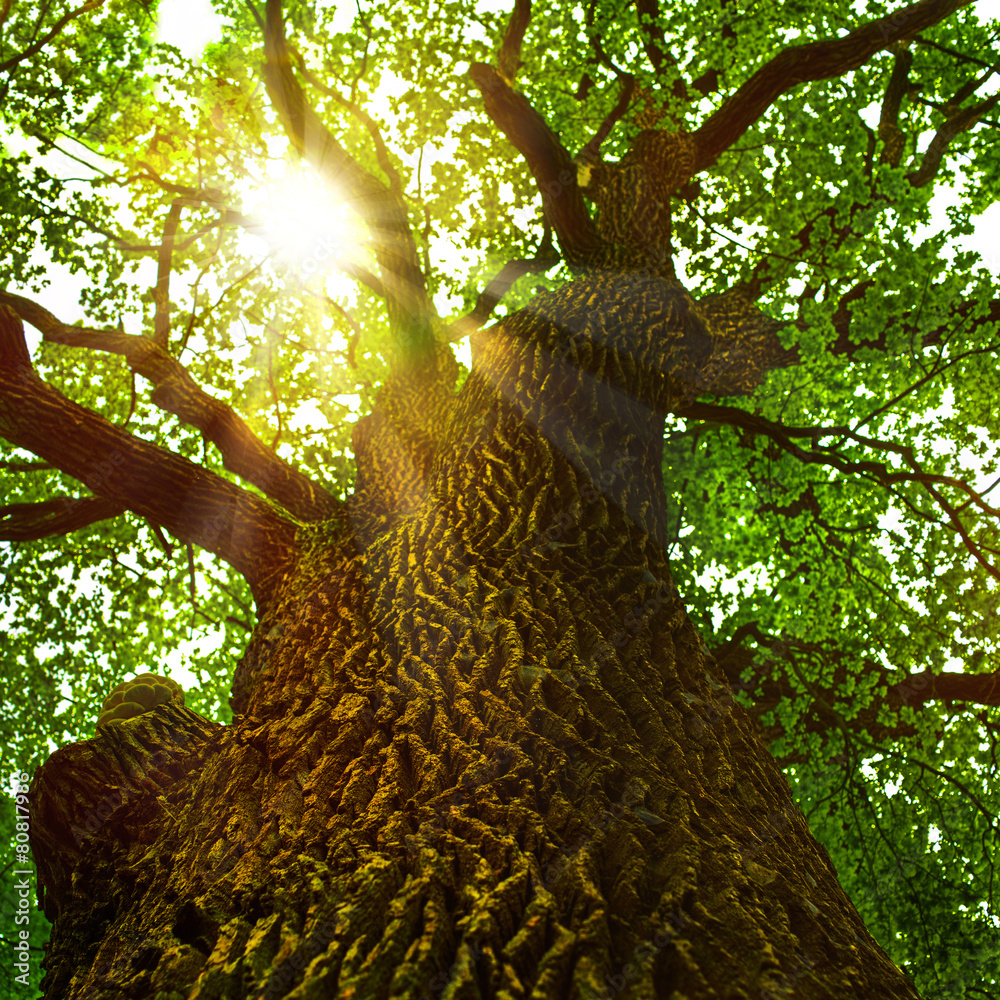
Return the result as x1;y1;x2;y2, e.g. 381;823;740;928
28;703;221;921
691;290;794;397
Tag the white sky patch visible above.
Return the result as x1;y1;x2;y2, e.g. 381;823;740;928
692;562;772;629
859;755;884;782
321;0;361;35
161;643;214;692
454;337;473;369
155;0;227;60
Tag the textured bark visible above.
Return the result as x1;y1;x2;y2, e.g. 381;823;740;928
29;275;922;1000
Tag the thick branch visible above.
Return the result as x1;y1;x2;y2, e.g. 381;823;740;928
153;202;182;348
878;47;914;166
498;0;530;85
886;667;1000;710
0;307;298;607
469;62;604;265
692;289;797;396
0;495;125;541
691;0;976;174
0;291;339;523
905;91;1000;186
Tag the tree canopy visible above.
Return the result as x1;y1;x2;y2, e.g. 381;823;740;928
1;0;999;996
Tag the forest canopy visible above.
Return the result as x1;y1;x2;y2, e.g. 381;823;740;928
1;0;999;996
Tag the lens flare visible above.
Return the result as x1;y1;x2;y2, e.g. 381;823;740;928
251;167;369;283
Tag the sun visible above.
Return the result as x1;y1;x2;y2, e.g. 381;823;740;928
249;165;370;285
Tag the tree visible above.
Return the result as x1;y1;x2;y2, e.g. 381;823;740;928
1;0;998;995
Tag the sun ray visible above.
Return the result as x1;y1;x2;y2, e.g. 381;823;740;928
246;164;372;287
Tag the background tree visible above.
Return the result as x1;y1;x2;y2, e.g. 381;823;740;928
1;0;999;996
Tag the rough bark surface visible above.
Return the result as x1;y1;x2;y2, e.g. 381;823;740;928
29;275;921;1000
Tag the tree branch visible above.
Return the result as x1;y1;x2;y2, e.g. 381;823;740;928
690;0;976;174
912;35;994;68
878;47;914;166
498;0;530;85
0;0;103;74
711;627;1000;751
822;283;1000;362
746;101;997;297
448;228;558;339
0;290;340;523
905;91;1000;187
0;458;52;471
288;49;401;192
692;288;797;396
468;61;604;265
123;168;391;298
579;74;636;163
152;202;182;348
0;307;298;607
675;399;1000;581
0;495;125;541
633;0;670;77
260;0;438;360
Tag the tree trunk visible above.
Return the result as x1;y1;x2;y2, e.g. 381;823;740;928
29;274;920;1000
